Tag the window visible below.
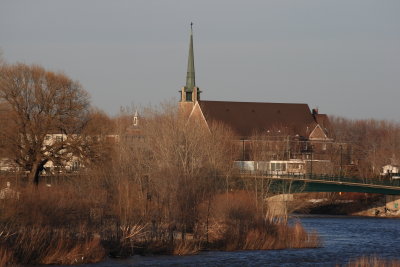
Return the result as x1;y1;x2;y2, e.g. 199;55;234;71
281;163;286;171
72;161;80;171
271;163;276;171
270;162;286;172
186;92;192;101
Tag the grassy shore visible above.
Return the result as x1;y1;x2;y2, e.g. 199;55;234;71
0;176;321;265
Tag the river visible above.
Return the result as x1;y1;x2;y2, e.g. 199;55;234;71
76;215;400;267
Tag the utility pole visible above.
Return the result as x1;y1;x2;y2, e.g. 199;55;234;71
339;144;343;177
242;139;245;161
310;145;313;178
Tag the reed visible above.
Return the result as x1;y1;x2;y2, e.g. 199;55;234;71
0;247;13;266
1;226;105;265
200;192;321;251
225;221;320;251
345;256;400;267
42;235;105;265
173;240;200;255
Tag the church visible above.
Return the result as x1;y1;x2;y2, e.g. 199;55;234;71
179;26;331;143
178;26;335;173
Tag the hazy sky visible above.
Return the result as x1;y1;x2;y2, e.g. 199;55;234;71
1;0;400;121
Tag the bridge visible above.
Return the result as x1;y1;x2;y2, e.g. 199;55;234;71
237;173;400;195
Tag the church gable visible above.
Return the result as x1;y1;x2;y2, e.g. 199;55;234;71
312;109;331;137
187;101;210;131
309;124;328;140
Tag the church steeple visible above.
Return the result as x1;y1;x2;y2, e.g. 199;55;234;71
186;23;195;91
180;23;201;103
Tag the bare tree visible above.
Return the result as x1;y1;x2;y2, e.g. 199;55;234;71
79;108;117;169
0;63;90;184
330;116;400;177
112;103;238;241
0;48;5;66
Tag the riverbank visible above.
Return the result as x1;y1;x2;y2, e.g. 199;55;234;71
0;223;321;266
0;217;321;265
293;193;400;218
0;183;320;266
63;215;400;267
312;200;400;218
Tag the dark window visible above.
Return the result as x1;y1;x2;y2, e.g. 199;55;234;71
72;161;80;171
271;162;286;171
186;92;192;101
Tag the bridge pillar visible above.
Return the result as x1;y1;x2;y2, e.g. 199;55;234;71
265;194;294;219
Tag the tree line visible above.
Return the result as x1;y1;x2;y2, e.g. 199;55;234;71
330;116;400;177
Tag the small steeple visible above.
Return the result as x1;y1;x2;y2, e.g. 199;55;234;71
180;23;201;103
133;110;139;127
185;22;195;91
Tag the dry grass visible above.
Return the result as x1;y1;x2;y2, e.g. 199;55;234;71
120;224;148;242
198;192;321;251
0;181;109;265
345;256;400;267
223;221;320;251
1;226;105;265
0;181;107;228
42;235;105;265
242;222;320;250
0;178;322;265
0;247;13;266
173;240;200;255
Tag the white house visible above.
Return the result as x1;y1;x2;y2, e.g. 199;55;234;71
381;164;400;177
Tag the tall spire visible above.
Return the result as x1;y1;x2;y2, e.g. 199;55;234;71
185;22;195;91
180;22;200;103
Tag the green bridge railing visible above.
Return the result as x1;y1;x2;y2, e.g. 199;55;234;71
241;171;400;188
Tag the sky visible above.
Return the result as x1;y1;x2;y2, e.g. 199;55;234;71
1;0;400;121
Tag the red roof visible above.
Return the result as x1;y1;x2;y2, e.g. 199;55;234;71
198;100;317;138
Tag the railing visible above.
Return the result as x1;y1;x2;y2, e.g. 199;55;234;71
240;171;400;187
